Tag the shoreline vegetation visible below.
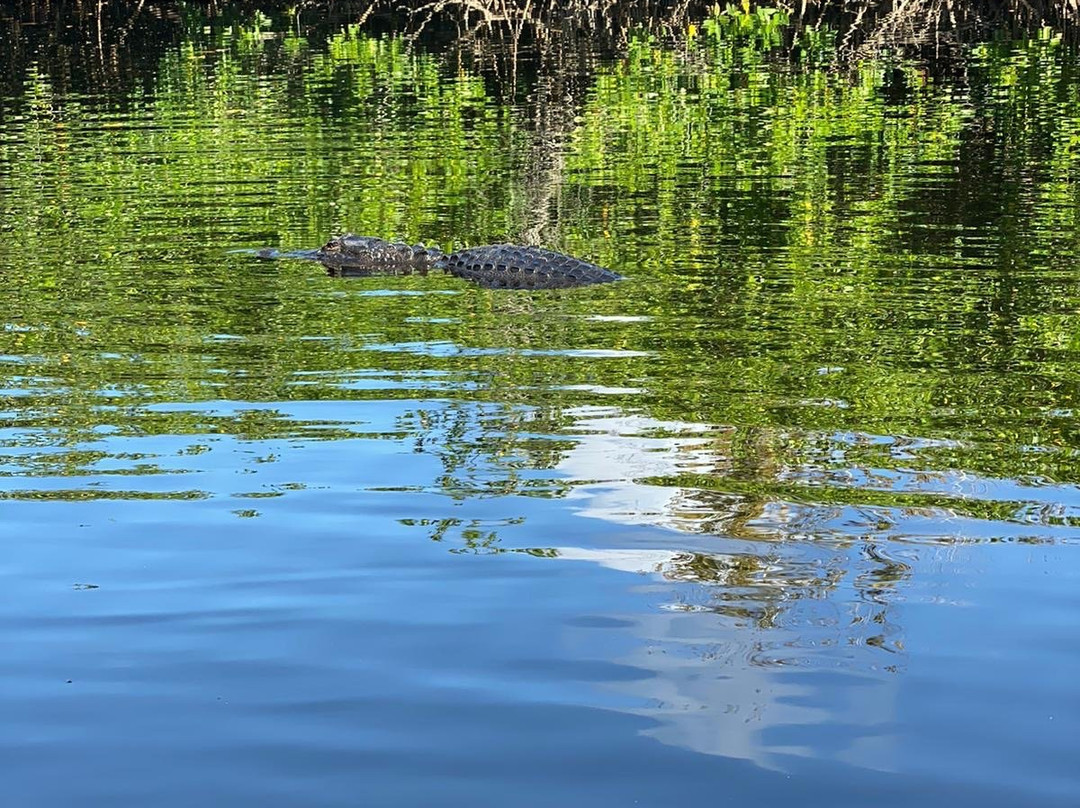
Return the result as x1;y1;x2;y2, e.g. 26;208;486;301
4;1;1080;61
2;1;1080;99
339;1;1080;52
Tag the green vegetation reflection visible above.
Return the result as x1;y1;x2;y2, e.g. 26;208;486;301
2;19;1080;537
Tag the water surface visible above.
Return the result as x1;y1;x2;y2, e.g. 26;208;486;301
1;14;1078;807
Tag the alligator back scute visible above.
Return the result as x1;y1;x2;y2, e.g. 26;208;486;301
442;245;622;290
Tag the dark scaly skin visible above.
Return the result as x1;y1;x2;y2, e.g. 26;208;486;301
316;235;443;275
440;244;622;289
309;234;622;289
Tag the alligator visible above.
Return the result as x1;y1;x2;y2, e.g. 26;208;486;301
256;234;623;290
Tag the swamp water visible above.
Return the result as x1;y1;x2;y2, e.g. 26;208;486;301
0;16;1078;807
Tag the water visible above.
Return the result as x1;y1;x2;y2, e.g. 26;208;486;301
1;14;1079;806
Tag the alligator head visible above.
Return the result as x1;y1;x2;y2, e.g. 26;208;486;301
317;235;443;275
